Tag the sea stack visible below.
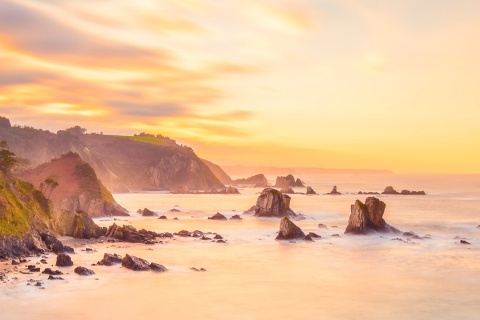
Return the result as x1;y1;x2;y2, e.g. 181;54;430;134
306;186;317;195
275;217;305;240
345;197;400;235
327;186;341;195
248;188;296;217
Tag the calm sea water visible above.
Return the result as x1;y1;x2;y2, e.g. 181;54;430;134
2;174;480;319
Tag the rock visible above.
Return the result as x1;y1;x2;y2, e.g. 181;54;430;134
403;232;417;237
358;191;379;195
233;174;268;187
216;240;226;243
327;186;341;195
121;254;151;271
11;260;19;265
208;213;227;220
224;186;240;194
48;275;64;280
74;266;95;276
275;217;305;240
230;214;242;220
295;178;305;187
55;253;73;267
318;224;328;229
158;215;167;219
176;230;191;237
105;223;161;243
190;267;207;272
332;234;340;237
170;209;180;213
27;265;40;272
97;253;123;266
214;235;223;240
42;268;63;275
345;197;400;235
280;187;295;194
252;188;296;217
304;235;314;241
274;174;304;188
138;208;156;216
460;240;471;245
69;211;106;239
382;186;399;194
40;232;73;254
201;236;211;240
149;262;167;272
307;232;321;238
306;186;317;195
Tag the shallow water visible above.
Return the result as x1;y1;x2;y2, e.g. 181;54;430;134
2;174;480;319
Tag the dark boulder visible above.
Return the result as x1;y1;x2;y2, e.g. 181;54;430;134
275;217;305;240
230;214;242;220
345;197;400;235
460;240;471;245
97;253;123;266
158;215;167;220
306;186;317;195
307;232;321;238
74;266;95;276
304;235;314;241
138;208;156;216
208;213;227;220
149;262;167;272
382;186;399;194
42;268;63;275
122;254;167;271
56;253;73;267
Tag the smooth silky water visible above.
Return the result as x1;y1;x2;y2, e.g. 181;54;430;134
2;174;480;319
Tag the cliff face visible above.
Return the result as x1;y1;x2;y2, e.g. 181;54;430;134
19;152;128;217
0;122;224;192
201;159;233;185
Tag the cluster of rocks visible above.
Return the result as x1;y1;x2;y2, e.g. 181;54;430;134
170;185;240;194
173;230;226;243
382;186;426;195
207;212;241;220
121;254;167;272
274;174;304;188
137;208;156;216
104;223;171;244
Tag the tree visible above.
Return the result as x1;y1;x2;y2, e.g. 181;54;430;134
0;140;17;174
42;176;59;199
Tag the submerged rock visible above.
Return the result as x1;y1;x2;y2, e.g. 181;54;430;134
250;188;296;217
74;266;95;276
345;197;400;235
208;212;227;220
56;253;73;267
275;217;305;240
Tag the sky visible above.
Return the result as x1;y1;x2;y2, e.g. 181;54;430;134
0;0;479;173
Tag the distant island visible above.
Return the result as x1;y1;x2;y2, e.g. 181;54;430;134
222;165;392;177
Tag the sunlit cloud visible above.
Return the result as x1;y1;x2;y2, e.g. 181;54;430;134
35;103;107;117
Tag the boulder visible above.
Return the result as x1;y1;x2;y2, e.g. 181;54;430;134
74;266;95;276
327;186;341;195
252;188;296;217
208;213;227;220
280;187;295;194
345;197;400;235
306;186;317;195
307;232;321;238
149;262;167;272
138;208;156;216
56;253;73;267
122;254;166;271
230;214;242;220
224;186;240;194
97;253;123;266
304;235;314;241
233;174;268;187
42;268;63;275
382;186;399;194
275;217;305;240
105;224;162;243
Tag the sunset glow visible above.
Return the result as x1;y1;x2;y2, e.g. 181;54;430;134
1;0;479;173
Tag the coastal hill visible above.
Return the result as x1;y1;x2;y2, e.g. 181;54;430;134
201;158;233;185
0;117;224;192
19;152;128;218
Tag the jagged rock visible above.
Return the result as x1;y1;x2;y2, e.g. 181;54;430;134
97;253;123;266
40;232;74;254
280;187;295;194
42;268;63;275
251;188;296;217
345;197;400;235
274;174;304;188
230;214;242;220
149;262;167;272
306;186;317;195
295;178;304;187
74;266;95;276
138;208;156;216
122;254;166;271
105;224;161;243
233;174;268;187
67;211;106;239
208;213;227;220
275;217;305;240
56;253;73;267
307;232;321;238
327;186;341;195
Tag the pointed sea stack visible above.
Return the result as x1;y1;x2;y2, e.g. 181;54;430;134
306;186;317;195
345;197;400;235
327;186;341;195
275;217;305;240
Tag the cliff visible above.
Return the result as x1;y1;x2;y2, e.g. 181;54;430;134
0;120;225;192
19;152;128;218
200;159;233;185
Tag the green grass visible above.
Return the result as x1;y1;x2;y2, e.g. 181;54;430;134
112;135;168;146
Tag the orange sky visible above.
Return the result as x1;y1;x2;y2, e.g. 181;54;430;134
1;0;479;173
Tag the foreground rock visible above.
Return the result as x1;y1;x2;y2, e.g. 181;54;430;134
327;186;341;195
345;197;400;235
274;174;304;188
246;188;296;217
122;254;167;272
56;253;73;267
97;253;123;266
208;213;227;220
74;266;95;276
382;186;426;195
306;186;317;195
275;217;306;240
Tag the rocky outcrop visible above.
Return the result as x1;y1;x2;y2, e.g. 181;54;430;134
233;174;269;187
382;186;426;195
104;224;165;243
74;266;95;276
137;208;156;216
208;213;227;220
19;152;128;218
247;188;296;217
230;214;242;220
306;186;317;195
327;186;341;195
223;186;240;194
275;217;305;240
274;174;304;188
121;254;167;272
280;187;295;194
345;197;400;235
53;210;106;239
56;253;73;267
97;253;123;266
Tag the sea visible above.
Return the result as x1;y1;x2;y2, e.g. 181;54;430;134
1;173;480;319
